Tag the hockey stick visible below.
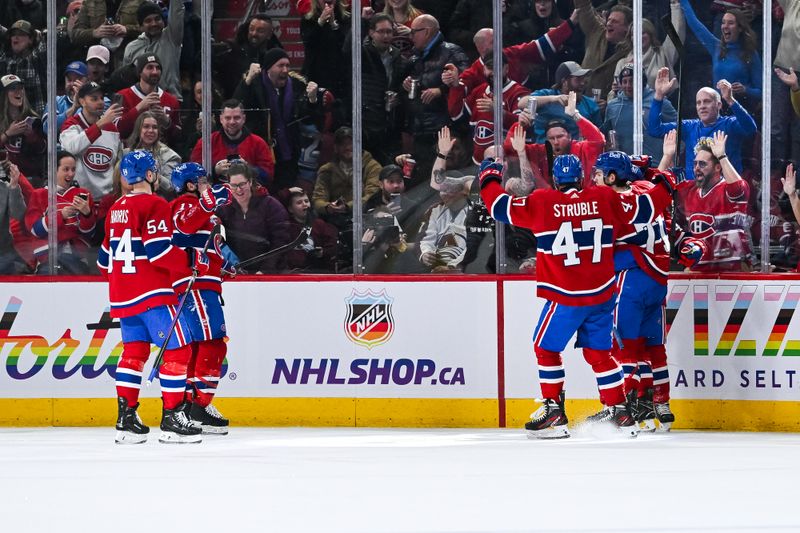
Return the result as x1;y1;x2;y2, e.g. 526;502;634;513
146;224;222;386
235;227;310;270
661;14;685;167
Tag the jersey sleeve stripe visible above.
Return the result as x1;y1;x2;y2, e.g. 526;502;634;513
32;218;48;238
490;194;512;225
144;239;175;262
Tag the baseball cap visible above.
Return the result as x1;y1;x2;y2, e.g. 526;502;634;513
9;20;33;36
65;61;88;77
135;53;162;74
553;61;591;88
77;81;104;99
86;45;110;64
1;74;23;90
379;164;403;181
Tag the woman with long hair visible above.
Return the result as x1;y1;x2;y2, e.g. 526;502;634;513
383;0;423;57
680;0;762;104
124;111;181;199
0;75;46;187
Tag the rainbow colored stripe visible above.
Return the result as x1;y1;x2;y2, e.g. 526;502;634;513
714;285;756;357
694;286;708;356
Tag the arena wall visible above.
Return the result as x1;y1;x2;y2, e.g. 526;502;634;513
0;275;798;431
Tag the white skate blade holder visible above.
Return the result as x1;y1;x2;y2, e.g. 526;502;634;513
115;431;147;445
526;425;570;440
200;425;229;435
158;431;202;444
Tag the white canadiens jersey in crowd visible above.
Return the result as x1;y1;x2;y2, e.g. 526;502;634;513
59;113;121;199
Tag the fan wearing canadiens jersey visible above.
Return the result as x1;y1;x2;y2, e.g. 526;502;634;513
169;163;235;435
445;50;528;165
592;151;676;432
97;150;203;445
674;130;753;271
479;155;638;439
24;151;97;274
59;81;124;200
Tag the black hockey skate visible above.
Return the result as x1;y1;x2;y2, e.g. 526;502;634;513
189;402;229;435
636;389;657;432
654;401;675;432
584;403;639;437
525;392;569;439
115;397;149;444
159;402;202;444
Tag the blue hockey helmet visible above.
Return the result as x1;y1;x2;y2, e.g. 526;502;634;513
552;154;583;188
119;150;158;185
594;151;633;183
171;162;207;192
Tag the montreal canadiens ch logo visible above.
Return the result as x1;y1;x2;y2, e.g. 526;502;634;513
84;146;114;172
344;289;394;349
688;213;716;239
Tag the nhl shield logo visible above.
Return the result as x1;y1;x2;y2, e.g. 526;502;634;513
344;289;394;349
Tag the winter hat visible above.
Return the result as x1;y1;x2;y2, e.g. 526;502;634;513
135;53;162;74
137;2;163;25
260;47;289;70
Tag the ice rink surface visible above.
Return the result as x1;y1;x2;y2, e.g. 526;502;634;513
0;427;797;533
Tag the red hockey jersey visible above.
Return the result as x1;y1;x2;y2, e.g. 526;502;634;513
170;193;224;294
97;192;189;318
613;179;673;284
448;80;528;164
459;20;575;91
25;185;97;265
676;177;752;271
482;180;629;305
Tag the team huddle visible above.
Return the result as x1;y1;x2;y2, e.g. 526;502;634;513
479;145;693;439
98;150;234;444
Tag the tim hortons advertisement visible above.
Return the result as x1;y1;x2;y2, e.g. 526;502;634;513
503;280;800;401
0;281;498;399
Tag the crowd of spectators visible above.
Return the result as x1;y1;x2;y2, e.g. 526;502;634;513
0;0;797;275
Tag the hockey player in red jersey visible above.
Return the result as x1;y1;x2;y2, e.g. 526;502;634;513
169;162;235;434
479;155;638;439
98;150;203;444
592;151;676;431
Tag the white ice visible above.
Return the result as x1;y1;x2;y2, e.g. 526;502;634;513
0;428;797;533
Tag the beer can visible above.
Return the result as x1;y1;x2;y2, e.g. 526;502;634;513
409;78;420;100
608;129;617;150
385;90;397;112
592;88;602;100
527;94;538;118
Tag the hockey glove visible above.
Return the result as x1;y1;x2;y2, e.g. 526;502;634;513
479;158;504;189
678;237;707;269
649;168;679;195
199;184;232;212
189;249;211;277
221;259;237;278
